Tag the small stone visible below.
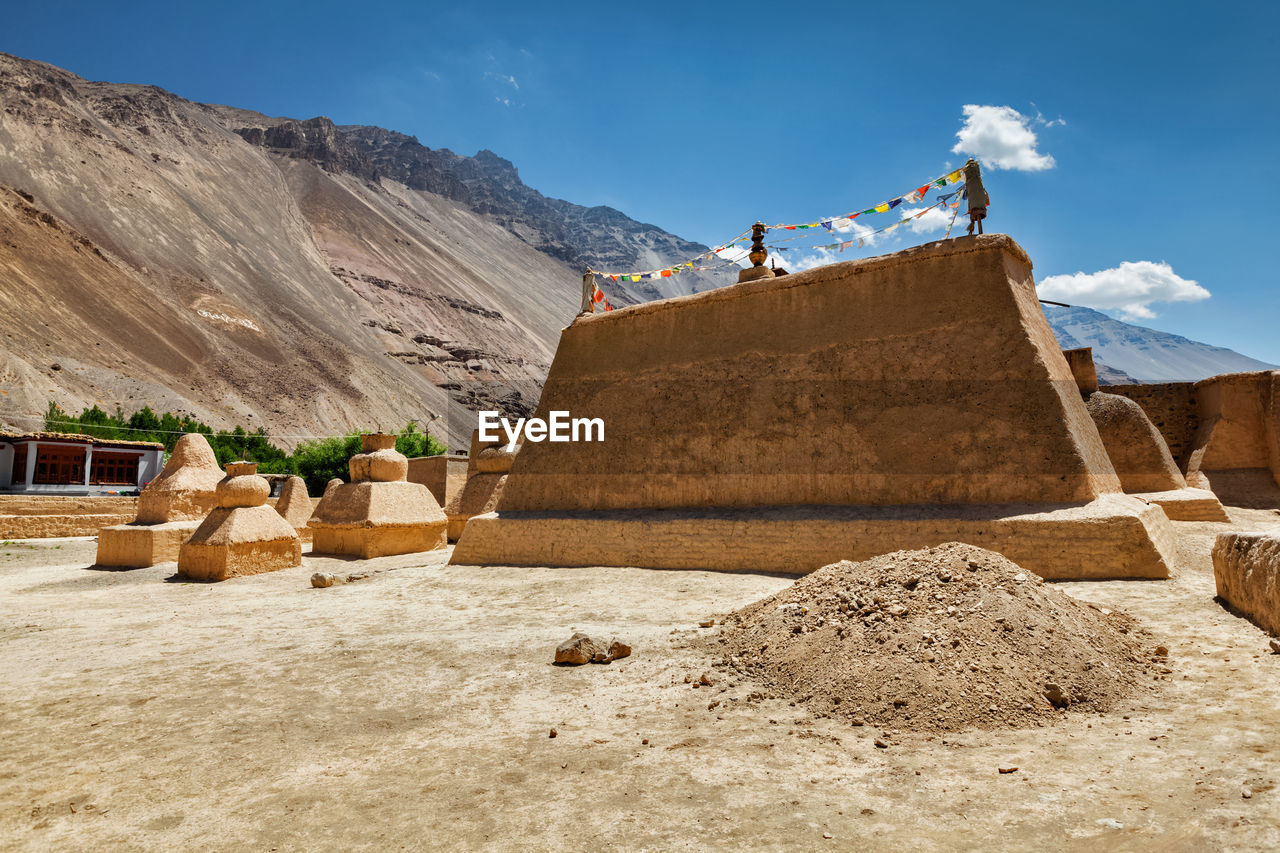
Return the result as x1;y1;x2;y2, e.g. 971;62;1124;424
1269;638;1280;654
850;717;865;726
310;572;336;588
1154;645;1169;657
549;728;557;738
698;671;716;686
1044;683;1069;708
1242;787;1253;799
608;640;632;660
823;832;833;839
699;619;715;628
641;738;649;745
998;766;1019;774
555;633;606;666
873;738;889;749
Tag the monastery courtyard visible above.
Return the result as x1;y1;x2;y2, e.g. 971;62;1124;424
2;508;1279;851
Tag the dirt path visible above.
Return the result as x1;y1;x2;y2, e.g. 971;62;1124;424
2;512;1279;850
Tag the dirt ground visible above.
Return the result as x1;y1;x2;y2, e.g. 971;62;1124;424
2;510;1279;851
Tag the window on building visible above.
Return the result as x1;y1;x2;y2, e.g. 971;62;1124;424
12;444;27;484
90;451;140;486
33;446;86;485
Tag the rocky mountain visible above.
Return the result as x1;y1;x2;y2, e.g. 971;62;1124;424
216;112;735;304
0;52;733;450
1042;305;1275;383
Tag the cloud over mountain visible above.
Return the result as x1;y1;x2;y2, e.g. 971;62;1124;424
1038;261;1209;320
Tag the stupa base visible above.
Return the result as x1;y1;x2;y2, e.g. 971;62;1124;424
310;524;446;559
1134;488;1230;522
95;520;201;568
451;494;1175;580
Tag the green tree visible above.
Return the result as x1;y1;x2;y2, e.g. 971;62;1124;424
290;433;362;495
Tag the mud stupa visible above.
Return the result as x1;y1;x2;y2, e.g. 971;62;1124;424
274;475;314;541
95;433;224;567
308;433;448;558
444;430;516;541
453;234;1177;580
176;461;302;581
1085;390;1228;521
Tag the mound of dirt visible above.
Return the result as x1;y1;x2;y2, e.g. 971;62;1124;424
721;543;1166;732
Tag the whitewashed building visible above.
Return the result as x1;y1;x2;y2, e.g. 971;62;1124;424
0;432;165;495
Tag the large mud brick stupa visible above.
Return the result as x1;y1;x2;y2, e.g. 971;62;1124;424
453;234;1177;580
308;433;448;558
95;433;224;567
177;461;302;581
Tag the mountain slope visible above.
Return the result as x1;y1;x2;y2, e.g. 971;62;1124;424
1042;305;1275;382
0;53;729;449
217;112;737;304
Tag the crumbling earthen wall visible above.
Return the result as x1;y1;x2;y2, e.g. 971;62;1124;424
1213;532;1280;636
1189;371;1280;478
0;495;137;538
497;234;1122;512
407;455;469;508
1063;347;1099;394
1107;382;1198;466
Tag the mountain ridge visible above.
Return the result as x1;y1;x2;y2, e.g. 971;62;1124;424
1042;305;1275;383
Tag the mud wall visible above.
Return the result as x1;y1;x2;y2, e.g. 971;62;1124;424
497;234;1122;512
1107;382;1198;466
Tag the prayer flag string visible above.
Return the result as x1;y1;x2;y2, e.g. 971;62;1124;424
586;165;968;287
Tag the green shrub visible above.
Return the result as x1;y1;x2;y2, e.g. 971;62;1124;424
40;401;446;495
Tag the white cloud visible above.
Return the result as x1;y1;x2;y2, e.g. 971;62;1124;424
952;105;1056;171
832;216;879;244
898;205;955;234
1037;261;1209;320
485;71;518;89
784;246;838;272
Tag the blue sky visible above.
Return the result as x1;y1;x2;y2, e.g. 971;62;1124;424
5;1;1278;361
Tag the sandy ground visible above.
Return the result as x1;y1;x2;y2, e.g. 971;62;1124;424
2;511;1280;851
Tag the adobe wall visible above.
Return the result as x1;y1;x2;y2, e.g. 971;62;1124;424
0;495;138;538
0;495;139;516
1062;347;1099;394
1190;371;1280;474
407;455;470;507
1106;382;1198;466
497;234;1122;513
1213;532;1280;636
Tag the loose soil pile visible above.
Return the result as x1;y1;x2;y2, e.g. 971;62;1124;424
721;543;1167;732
